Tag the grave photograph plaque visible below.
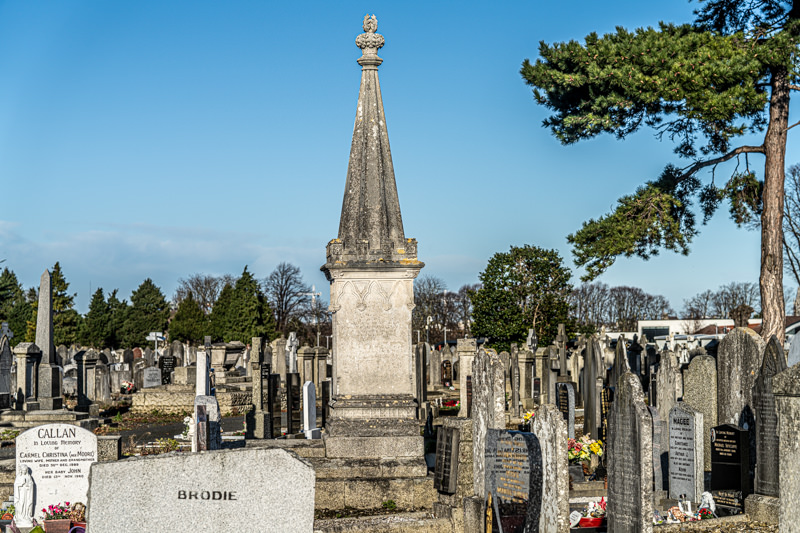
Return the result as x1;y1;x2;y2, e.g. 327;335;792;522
484;429;542;533
433;427;460;494
710;424;750;515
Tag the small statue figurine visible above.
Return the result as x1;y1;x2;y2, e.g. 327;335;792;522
14;463;35;527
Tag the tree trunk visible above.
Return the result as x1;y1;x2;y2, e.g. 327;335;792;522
760;68;790;343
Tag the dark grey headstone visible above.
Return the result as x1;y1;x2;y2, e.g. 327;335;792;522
158;355;176;384
433;426;460;494
556;382;575;438
753;335;786;497
286;373;301;434
607;372;653;533
484;429;542;533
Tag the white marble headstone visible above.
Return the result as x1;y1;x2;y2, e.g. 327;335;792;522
302;381;319;439
16;424;97;521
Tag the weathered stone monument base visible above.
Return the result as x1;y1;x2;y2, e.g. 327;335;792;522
744;494;779;524
130;384;251;414
0;409;96;430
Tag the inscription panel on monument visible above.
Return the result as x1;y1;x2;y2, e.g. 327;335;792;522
669;410;697;501
16;424;98;521
710;424;750;514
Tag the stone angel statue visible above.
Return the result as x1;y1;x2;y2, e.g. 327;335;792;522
14;463;35;527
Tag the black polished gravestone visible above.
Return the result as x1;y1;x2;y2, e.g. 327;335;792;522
484;429;542;533
158;354;176;385
711;424;751;515
556;382;575;439
433;426;461;494
600;386;613;443
441;360;453;386
267;374;282;438
285;372;301;434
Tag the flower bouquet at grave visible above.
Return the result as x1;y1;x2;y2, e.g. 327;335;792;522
120;381;136;394
42;503;70;520
520;410;535;431
568;435;602;464
440;400;460;411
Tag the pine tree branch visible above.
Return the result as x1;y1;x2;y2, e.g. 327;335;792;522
680;145;765;180
788;119;800;132
790;84;800;91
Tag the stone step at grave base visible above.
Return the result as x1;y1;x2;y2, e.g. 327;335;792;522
0;410;98;430
314;512;451;533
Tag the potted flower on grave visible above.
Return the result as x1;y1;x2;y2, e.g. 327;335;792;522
68;502;86;530
42;502;71;533
519;410;535;431
1;504;14;520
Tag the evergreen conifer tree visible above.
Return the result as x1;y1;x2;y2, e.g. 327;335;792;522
83;288;112;348
209;282;235;342
169;293;207;344
121;279;170;348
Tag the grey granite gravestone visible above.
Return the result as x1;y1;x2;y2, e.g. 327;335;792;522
472;347;505;499
773;360;800;528
656;348;680;426
171;340;185;367
717;327;765;426
612;335;630;390
484;429;542;533
683;354;717;472
752;335;786;497
86;448;315;532
648;406;668;501
556;382;575;439
607;372;653;533
17;424;97;522
142;367;161;388
531;404;570;533
286;372;301;434
669;402;704;502
0;329;12;399
582;338;603;439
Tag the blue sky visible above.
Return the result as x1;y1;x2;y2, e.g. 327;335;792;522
0;1;792;314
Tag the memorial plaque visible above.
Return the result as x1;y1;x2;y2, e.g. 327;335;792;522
484;429;542;533
556;383;575;438
260;363;271;380
159;355;176;385
433;427;461;494
668;403;703;502
441;360;452;386
16;424;98;521
142;367;161;388
711;424;750;515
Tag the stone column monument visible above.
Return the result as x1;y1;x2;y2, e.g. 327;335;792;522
321;15;424;459
35;270;62;410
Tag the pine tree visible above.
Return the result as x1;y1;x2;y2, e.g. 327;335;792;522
82;288;112;348
228;266;276;343
169;294;208;344
0;268;30;343
121;279;170;348
209;282;234;342
107;289;128;349
521;1;800;341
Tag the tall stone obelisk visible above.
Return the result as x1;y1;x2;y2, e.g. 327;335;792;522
36;270;62;410
321;15;424;458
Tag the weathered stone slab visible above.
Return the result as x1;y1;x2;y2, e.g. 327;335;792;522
87;448;315;532
655;348;680;426
531;404;569;533
683;354;717;471
717;327;765;426
142;367;161;388
556;382;575;439
607;372;653;533
773;359;800;529
16;424;97;522
472;347;505;498
753;335;786;497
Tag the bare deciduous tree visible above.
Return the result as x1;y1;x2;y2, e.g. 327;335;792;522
263;262;310;336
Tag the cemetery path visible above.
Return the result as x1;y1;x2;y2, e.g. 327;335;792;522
108;415;244;445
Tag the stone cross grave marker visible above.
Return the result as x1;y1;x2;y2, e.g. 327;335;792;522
607;372;653;533
668;402;704;503
484;429;543;533
710;423;750;515
16;424;97;523
752;335;786;498
35;270;62;410
86;448;315;533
